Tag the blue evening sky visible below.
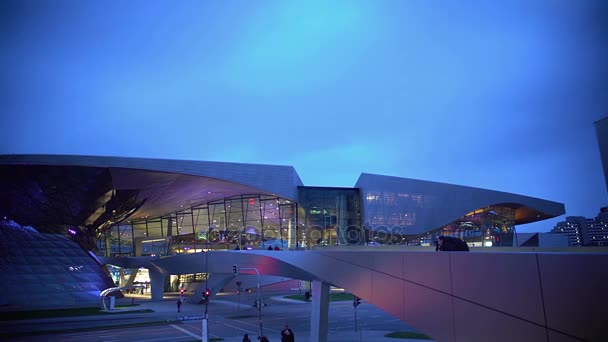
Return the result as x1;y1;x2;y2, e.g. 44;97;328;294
1;1;607;232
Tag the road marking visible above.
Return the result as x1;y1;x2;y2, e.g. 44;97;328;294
230;319;280;333
138;336;194;342
214;321;257;335
170;324;201;340
182;321;221;338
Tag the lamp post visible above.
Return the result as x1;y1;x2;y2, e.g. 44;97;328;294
234;265;263;337
201;224;211;342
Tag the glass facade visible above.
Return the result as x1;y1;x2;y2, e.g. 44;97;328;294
414;206;516;247
297;187;363;247
364;191;434;230
97;194;299;256
97;187;520;254
98;188;367;256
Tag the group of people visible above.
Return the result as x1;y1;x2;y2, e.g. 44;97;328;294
242;324;294;342
267;245;282;251
436;235;470;251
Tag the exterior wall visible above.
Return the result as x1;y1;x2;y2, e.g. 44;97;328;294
516;233;569;247
355;173;565;236
538;233;569;247
595;116;608;194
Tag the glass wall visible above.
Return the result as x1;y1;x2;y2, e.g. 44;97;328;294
297;187;362;247
203;195;298;250
98;222;133;256
414;206;516;247
97;194;299;256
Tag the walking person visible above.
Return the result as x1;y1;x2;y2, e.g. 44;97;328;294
177;299;182;313
281;324;295;342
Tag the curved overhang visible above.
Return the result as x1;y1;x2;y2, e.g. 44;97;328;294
0;154;303;233
0;154;303;200
355;173;565;236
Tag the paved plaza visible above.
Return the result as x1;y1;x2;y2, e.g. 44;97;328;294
2;292;433;342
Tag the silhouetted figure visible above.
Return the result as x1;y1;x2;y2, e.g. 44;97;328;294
268;245;273;251
177;299;182;313
259;336;269;342
437;236;469;251
242;333;251;342
274;246;280;251
281;324;295;342
304;291;311;302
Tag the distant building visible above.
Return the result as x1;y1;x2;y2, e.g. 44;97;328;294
551;207;608;246
595;116;608;194
587;207;608;246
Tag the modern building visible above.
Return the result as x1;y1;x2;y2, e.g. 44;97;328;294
0;154;566;309
0;154;565;255
595;116;608;194
550;207;608;246
4;154;606;342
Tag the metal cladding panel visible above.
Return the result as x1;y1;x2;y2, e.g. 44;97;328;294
355;173;565;236
0;154;303;201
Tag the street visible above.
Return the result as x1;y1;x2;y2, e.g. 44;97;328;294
5;292;422;342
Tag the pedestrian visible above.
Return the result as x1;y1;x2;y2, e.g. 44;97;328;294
242;333;251;342
177;299;182;313
267;245;273;251
274;245;280;251
281;324;295;342
258;336;269;342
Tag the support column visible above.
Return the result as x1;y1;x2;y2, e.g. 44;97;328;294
125;269;137;288
287;216;295;250
119;268;126;287
149;269;167;302
310;281;330;342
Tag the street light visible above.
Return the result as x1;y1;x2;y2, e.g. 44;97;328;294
202;222;211;342
235;265;263;337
